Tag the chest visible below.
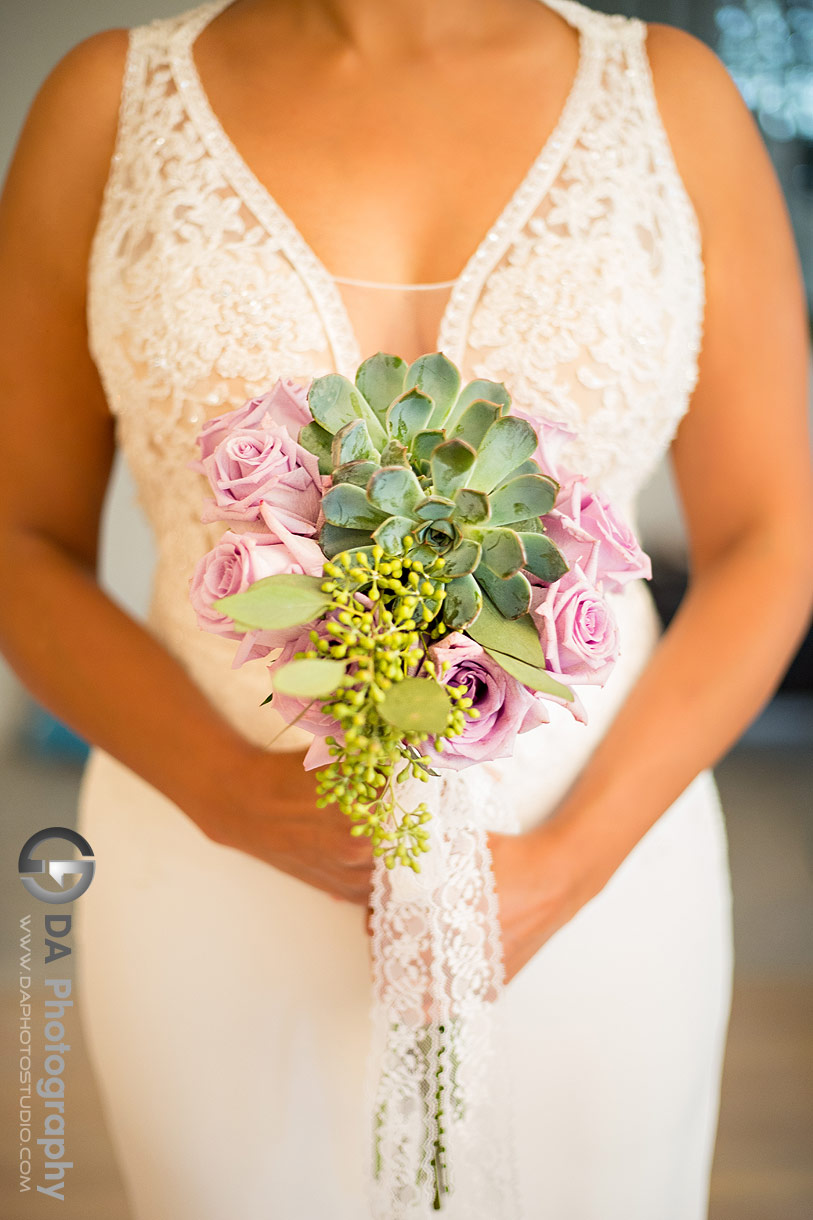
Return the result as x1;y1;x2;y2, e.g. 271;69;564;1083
189;7;583;284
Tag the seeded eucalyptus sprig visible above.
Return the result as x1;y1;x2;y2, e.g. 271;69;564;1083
214;538;480;871
305;542;478;870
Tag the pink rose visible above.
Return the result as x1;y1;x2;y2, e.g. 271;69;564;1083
544;480;651;593
509;407;580;494
188;512;323;658
425;632;549;771
531;566;620;686
192;379;312;463
197;420;323;535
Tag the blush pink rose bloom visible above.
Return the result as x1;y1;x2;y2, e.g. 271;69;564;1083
188;512;323;668
509;407;580;496
531;566;620;687
192;378;312;462
197;421;323;535
423;632;550;771
544;480;651;593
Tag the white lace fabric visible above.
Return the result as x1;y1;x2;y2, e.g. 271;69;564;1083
365;767;522;1217
85;1;705;1215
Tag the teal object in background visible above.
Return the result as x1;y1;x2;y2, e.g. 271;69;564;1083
22;703;90;763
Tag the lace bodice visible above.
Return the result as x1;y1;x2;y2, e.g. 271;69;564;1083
86;0;704;744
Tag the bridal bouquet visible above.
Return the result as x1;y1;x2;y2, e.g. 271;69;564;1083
189;351;648;861
188;351;650;1213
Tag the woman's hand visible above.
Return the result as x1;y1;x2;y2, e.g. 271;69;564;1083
197;746;374;907
488;819;607;985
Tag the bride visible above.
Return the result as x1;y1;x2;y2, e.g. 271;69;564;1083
1;0;811;1216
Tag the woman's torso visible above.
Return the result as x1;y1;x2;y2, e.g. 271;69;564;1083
86;0;704;767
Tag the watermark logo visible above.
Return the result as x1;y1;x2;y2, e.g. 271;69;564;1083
18;828;95;905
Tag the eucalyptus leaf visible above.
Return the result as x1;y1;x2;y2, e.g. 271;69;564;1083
214;574;329;630
378;676;452;734
484;647;574;702
271;657;347;699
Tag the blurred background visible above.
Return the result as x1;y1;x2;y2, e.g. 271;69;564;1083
1;1;811;1218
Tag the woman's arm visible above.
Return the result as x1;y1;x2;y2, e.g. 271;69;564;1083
0;32;372;905
492;24;813;982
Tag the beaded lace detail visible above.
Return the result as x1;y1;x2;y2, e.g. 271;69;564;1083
85;2;705;1216
330;275;460;290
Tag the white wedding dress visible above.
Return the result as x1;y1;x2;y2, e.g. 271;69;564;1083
74;1;735;1217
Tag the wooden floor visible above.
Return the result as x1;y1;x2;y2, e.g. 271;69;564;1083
709;979;813;1220
2;978;810;1220
1;737;811;1218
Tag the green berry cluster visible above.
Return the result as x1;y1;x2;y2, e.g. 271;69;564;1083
301;540;479;870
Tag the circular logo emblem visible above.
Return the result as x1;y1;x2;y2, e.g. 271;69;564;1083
18;827;95;904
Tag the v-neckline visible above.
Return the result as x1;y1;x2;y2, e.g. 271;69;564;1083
170;0;604;377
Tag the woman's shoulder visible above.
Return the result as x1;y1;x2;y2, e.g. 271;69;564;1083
23;0;206;134
0;28;134;316
13;27;139;185
32;28;131;123
6;29;130;219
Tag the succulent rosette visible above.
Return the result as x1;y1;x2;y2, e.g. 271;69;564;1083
188;350;650;869
299;353;571;628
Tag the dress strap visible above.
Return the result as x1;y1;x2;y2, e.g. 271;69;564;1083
107;26;150;167
87;24;152;332
621;15;704;259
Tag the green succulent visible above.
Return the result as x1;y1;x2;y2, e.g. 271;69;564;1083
298;351;569;627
